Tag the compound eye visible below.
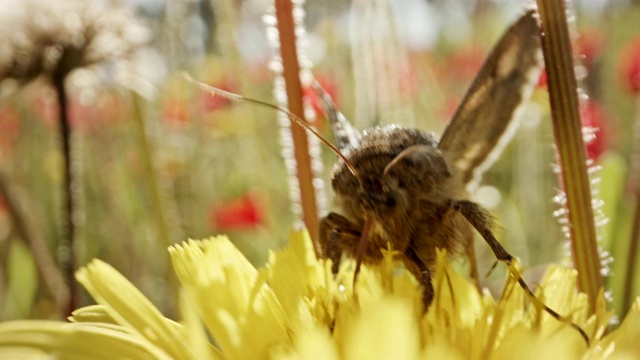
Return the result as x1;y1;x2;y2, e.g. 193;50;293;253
385;196;397;208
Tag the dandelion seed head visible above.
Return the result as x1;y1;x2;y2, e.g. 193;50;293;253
0;0;149;83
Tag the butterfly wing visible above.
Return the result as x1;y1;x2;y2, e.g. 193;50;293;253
438;9;543;191
314;81;361;150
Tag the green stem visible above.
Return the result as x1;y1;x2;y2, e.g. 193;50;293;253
0;170;69;316
623;196;640;313
622;95;640;313
535;0;603;311
131;93;178;312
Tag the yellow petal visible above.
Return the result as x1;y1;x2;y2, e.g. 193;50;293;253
421;249;487;355
341;297;419;360
492;325;582;360
421;336;466;360
265;229;337;331
429;249;484;327
170;238;257;319
586;297;640;359
68;305;118;325
532;266;589;326
76;259;195;359
6;229;628;360
169;236;288;359
178;290;224;360
0;320;172;360
523;265;592;347
294;326;339;360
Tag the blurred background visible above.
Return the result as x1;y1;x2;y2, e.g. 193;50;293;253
0;0;638;321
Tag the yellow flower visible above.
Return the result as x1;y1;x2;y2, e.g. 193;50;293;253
0;230;638;359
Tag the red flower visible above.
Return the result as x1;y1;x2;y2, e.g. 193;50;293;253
536;69;548;89
209;191;263;231
448;45;486;83
68;98;101;133
29;86;124;134
31;86;58;129
580;100;609;161
575;29;605;69
0;106;21;161
162;99;190;128
618;37;640;94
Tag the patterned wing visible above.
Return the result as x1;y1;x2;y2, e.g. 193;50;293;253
438;9;543;191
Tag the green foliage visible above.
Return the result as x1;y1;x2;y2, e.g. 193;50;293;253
3;242;37;319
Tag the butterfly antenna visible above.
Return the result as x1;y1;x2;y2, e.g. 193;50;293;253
183;72;362;184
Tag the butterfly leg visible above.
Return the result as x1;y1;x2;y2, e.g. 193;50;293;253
451;200;513;263
404;244;435;311
319;212;361;274
452;200;591;344
466;239;480;290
